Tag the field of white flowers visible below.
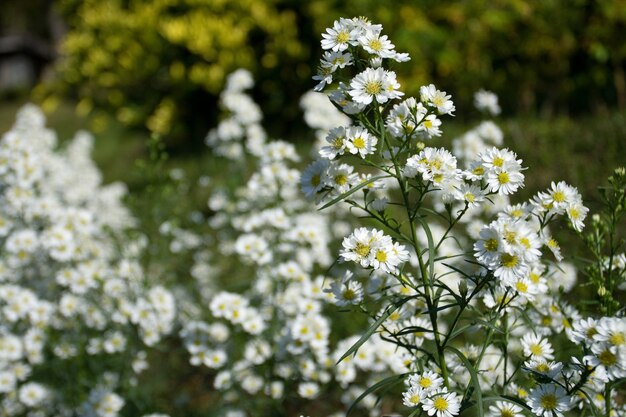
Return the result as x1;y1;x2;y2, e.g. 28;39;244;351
0;17;625;417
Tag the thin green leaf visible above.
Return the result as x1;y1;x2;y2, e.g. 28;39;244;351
472;318;505;335
347;373;407;416
414;213;435;281
449;323;476;340
482;395;531;411
337;297;410;364
446;346;484;416
442;262;475;279
393;326;434;337
319;175;391;210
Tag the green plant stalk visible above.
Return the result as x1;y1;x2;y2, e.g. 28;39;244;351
469;290;513;400
605;383;611;417
379;125;450;388
503;310;508;386
440;274;490;349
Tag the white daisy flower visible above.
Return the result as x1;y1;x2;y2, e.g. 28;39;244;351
349;67;403;105
321;20;358;52
527;384;571;417
421;388;461;417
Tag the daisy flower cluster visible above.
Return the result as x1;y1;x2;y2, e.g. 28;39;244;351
315;17;409;94
302;19;457;208
402;371;461;417
0;105;174;416
339;227;409;275
474;179;588;296
175;70;412;416
296;16;622;417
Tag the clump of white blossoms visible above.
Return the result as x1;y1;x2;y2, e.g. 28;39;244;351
205;69;265;160
474;89;501;116
176;69;405;416
340;227;409;274
300;16;621;417
0;105;174;417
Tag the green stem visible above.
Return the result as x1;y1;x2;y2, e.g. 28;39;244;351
605;383;611;417
503;311;508;385
469;290;513;399
381;128;450;387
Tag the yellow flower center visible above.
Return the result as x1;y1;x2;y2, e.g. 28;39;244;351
311;174;321;187
609;332;625;346
332;136;345;149
364;80;383;95
504;231;517;244
432;96;445;107
536;362;550;373
540;394;557;410
501;253;518;268
493;157;504;167
334;174;348;186
353;136;366;149
498;172;510;184
355;243;371;257
516;281;528;293
343;289;355;300
553;191;566;203
430;159;443;170
419;377;432;388
433;397;449;411
473;166;485;176
375;250;387;263
485;238;499;252
501;410;514;417
530;344;543;356
369;38;382;51
336;31;350;44
599;349;617;366
410;394;421;404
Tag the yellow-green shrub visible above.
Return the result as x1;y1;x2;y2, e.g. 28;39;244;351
41;0;305;140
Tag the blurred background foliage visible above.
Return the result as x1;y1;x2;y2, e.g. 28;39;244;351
2;0;620;147
37;0;307;146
